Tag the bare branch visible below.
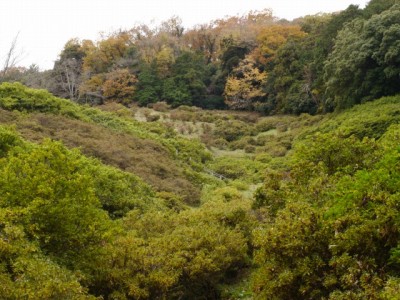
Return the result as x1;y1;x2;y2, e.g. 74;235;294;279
1;33;24;78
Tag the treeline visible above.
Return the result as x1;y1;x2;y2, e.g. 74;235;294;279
2;0;399;114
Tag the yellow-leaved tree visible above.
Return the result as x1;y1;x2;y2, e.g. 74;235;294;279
82;32;132;74
251;24;307;65
155;45;175;78
224;58;267;110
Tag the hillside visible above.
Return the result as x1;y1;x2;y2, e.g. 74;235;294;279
1;1;400;298
0;82;217;205
0;82;399;299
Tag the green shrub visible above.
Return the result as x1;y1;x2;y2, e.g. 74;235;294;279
209;157;265;183
0;126;22;157
145;114;160;122
244;145;256;153
255;118;277;132
302;95;400;140
0;82;86;120
169;109;195;122
214;120;253;142
0;140;113;266
151;101;170;112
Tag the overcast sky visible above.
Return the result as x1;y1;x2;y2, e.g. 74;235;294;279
1;0;369;70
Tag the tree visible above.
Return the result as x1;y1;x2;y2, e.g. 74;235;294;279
169;51;208;107
251;25;306;66
302;5;362;112
262;38;317;115
135;62;162;106
214;9;274;48
82;32;132;74
79;74;105;104
162;77;191;107
159;16;185;38
52;39;87;101
184;24;219;63
0;33;23;81
54;58;82;100
224;58;267;110
102;68;137;104
220;38;251;73
324;4;400;110
363;0;397;18
155;45;175;78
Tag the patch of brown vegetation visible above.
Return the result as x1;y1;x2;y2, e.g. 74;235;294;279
0;110;200;203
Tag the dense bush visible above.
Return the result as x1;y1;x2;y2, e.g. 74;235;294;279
214;119;254;142
251;124;400;299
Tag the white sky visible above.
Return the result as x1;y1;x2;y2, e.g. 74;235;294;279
1;0;369;70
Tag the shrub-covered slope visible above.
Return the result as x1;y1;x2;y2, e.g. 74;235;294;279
1;82;400;299
0;82;214;204
251;97;400;299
